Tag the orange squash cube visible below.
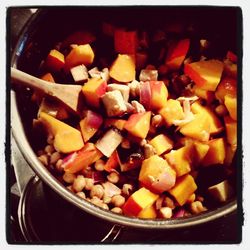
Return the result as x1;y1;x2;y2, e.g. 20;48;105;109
192;85;215;103
104;118;126;131
193;141;210;166
149;134;173;155
184;59;224;91
202;138;226;167
109;54;136;83
215;77;237;103
165;39;190;71
45;49;65;72
114;28;138;54
224;144;237;167
138;204;157;219
139;155;176;193
65;44;94;70
191;102;223;135
159;99;185;127
122;187;159;217
168;174;197;206
180;113;210;142
150;81;169;110
82;78;107;108
124;111;151;139
164;145;192;177
224;94;237;121
224;116;237;147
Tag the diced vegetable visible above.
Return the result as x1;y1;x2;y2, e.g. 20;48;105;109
224;94;237;120
139;69;158;82
45;49;65;72
208;180;234;202
124;111;151;139
104;150;119;172
122;187;159;216
159;99;184;127
139;81;152;110
104;118;126;131
168;174;197;206
165;39;190;70
138;204;157;219
65;44;95;70
184;59;224;91
114;28;138;54
109;54;136;83
70;64;88;83
202;138;226;167
82;78;107;108
215;77;236;103
107;84;130;102
224;116;237;147
95;129;123;157
149;134;173;155
63;143;102;174
164;145;192;177
139;155;176;193
149;81;168;110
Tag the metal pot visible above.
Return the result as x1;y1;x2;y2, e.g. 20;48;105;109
10;7;239;230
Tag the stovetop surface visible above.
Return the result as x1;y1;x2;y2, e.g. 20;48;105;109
8;7;241;244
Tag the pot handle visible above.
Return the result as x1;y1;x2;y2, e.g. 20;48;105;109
101;224;123;243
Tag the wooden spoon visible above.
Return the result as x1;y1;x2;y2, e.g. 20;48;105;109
11;67;83;114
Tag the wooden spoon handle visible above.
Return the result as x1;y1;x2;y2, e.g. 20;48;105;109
11;67;52;94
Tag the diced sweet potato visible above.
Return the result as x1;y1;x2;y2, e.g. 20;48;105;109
180;113;210;142
192;85;215;103
224;116;237;147
224;94;237;121
45;49;65;72
202;138;226;167
124;111;151;139
139;155;176;193
168;174;197;206
104;118;126;131
149;134;173;155
104;150;119;172
164;145;193;177
165;39;190;71
150;81;168;110
122;187;159;216
109;54;136;83
114;28;138;54
184;59;224;91
193;141;210;166
82;78;107;108
65;44;94;70
159;99;185;127
191;102;223;134
215;77;237;103
138;204;157;219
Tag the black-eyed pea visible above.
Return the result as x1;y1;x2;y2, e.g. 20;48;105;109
90;184;104;199
103;195;112;204
47;134;54;145
38;154;49;166
73;175;86;192
94;159;105;171
151;114;163;127
90;196;102;206
44;144;55;155
111;195;125;207
159;207;172;219
63;172;76;184
76;191;86;199
107;172;120;184
190;201;207;214
55;159;64;173
85;178;94;191
111;207;123;214
50;152;61;165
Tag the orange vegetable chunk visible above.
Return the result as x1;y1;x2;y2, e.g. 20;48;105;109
45;49;65;72
124;111;151;139
122;187;159;217
149;134;173;155
168;174;197;206
150;81;168;110
110;54;136;83
184;59;224;91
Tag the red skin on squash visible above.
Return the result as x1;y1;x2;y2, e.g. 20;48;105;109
184;63;207;88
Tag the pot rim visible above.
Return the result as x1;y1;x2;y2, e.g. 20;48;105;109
10;8;237;230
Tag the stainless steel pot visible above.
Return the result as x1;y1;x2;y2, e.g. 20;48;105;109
10;7;239;230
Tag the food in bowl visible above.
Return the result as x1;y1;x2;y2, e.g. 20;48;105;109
27;20;237;219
